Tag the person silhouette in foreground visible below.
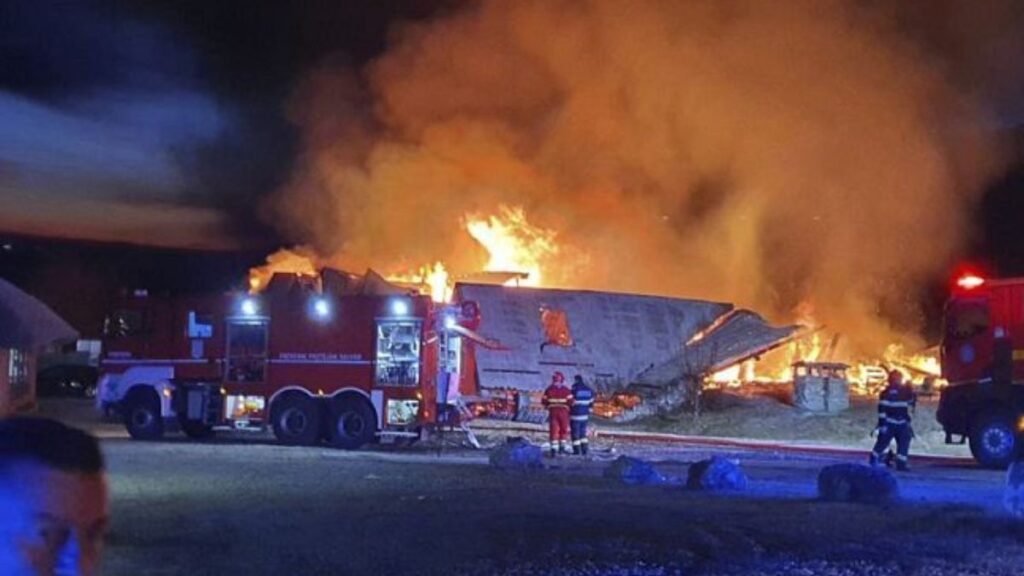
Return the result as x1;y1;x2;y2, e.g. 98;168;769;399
0;417;109;576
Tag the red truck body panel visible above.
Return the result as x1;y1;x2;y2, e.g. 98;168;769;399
100;279;440;428
942;277;1024;385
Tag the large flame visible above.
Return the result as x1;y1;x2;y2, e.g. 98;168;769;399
464;205;558;287
387;262;451;302
249;248;318;293
708;331;946;396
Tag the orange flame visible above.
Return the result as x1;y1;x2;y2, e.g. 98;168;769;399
465;205;558;287
387;262;451;302
249;248;319;293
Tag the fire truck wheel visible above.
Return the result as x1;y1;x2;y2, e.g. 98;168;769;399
969;413;1016;469
329;396;376;450
124;388;164;441
271;394;323;446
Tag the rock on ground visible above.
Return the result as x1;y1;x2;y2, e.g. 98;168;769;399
817;463;898;505
489;438;544;470
604;455;678;486
686;456;748;491
1004;460;1024;518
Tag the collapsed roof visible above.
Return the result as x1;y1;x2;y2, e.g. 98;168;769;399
455;283;800;393
636;310;801;385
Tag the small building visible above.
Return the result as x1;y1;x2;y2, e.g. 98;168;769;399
0;277;77;417
792;361;850;413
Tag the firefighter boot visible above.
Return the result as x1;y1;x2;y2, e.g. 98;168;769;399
896;458;910;472
572;444;581;455
581;442;589;457
868;452;880;466
547;448;556;459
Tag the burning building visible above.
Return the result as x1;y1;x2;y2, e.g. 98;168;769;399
452;283;801;420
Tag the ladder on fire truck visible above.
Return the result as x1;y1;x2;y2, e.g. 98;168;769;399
433;398;481;455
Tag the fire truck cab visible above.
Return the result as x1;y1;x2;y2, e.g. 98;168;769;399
98;271;474;449
937;274;1024;468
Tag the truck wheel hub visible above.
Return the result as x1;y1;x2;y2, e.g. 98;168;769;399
983;428;1012;455
131;408;153;428
281;409;308;434
339;413;365;438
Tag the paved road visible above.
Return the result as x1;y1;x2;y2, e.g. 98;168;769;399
34;400;1024;575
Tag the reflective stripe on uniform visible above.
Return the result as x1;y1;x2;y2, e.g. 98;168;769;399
879;400;910;408
884;417;908;425
570;415;589;422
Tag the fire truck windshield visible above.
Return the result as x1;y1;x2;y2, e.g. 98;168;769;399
945;298;990;340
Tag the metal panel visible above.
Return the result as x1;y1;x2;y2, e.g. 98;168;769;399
455;284;733;392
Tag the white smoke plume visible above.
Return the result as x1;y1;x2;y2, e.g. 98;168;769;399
268;0;1014;356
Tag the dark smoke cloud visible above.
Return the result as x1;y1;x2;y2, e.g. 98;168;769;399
270;0;1023;356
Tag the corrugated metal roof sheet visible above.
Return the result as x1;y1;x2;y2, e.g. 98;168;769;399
0;277;78;349
637;310;801;384
455;283;733;392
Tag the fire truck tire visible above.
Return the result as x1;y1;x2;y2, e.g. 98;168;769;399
329;396;376;450
124;388;164;441
271;394;323;446
969;413;1016;469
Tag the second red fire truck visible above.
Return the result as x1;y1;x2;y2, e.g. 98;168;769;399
938;273;1024;467
97;270;484;449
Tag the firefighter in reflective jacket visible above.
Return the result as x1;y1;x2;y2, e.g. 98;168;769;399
570;375;595;455
870;370;917;471
542;371;574;457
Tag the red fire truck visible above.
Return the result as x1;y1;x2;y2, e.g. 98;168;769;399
937;273;1024;467
97;271;481;449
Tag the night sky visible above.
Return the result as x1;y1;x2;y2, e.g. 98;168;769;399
0;0;451;249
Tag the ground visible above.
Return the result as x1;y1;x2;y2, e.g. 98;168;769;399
33;398;1024;575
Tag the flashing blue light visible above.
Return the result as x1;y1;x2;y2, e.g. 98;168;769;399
240;298;258;316
313;297;330;318
444;315;457;329
392;300;410;316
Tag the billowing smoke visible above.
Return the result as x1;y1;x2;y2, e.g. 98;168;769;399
268;0;1012;355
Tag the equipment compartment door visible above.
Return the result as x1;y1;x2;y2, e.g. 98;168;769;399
375;320;422;386
226;320;269;383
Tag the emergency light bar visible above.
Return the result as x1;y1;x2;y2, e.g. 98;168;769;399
240;297;259;316
312;296;331;320
956;274;985;290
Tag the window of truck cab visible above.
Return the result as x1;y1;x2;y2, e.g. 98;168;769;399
945;298;989;340
103;309;144;339
375;319;422;386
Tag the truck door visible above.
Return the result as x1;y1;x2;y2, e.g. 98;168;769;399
941;296;991;384
225;320;269;384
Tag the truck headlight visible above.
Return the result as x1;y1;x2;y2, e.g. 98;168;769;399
387;400;420;426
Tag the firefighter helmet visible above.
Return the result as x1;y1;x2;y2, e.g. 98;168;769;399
552;371;565;384
887;370;903;386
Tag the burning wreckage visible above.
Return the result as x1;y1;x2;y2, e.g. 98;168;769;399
452;283;802;421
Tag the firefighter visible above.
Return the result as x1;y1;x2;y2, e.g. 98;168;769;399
570;374;595;456
541;371;574;457
869;370;916;471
